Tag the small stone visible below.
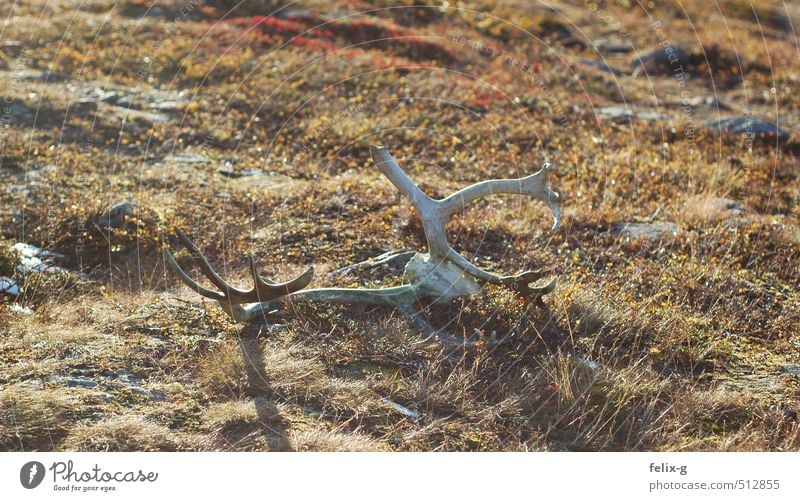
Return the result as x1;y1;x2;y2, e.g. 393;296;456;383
108;105;168;124
98;201;137;229
3;102;35;125
65;377;98;389
76;88;119;105
630;44;688;76
779;365;800;379
705;117;789;139
165;153;211;164
687;96;730;110
596;39;633;53
579;59;625;76
598;107;665;122
15;68;67;82
0;40;24;59
1;276;21;296
218;166;264;178
148;100;184;111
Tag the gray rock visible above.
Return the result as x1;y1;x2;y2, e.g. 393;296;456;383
5;183;40;194
120;384;165;401
15;68;67;82
579;59;625;76
612;221;680;241
705;117;789;139
0;40;24;59
75;88;119;105
101;369;143;385
630;44;688;76
149;390;166;401
596;39;633;53
65;377;98;389
1;276;20;296
25;244;65;260
113;95;136;108
779;365;800;379
21;378;44;389
98;201;137;229
165;153;211;164
26;164;57;179
218;166;265;178
107;105;168;124
146;6;166;17
598;107;665;122
148;100;184;111
2;102;35;125
687;96;730;110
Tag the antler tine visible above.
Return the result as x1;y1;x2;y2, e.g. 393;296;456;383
174;227;241;293
165;227;315;305
163;249;225;301
247;255;315;301
249;256;276;284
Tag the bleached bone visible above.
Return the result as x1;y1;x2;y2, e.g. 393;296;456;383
165;146;561;345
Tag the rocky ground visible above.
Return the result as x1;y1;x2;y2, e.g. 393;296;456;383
1;0;799;451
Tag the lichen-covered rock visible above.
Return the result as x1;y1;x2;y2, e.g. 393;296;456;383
705;117;789;139
611;222;680;241
97;201;137;230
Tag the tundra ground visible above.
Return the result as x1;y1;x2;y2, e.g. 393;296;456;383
1;0;799;451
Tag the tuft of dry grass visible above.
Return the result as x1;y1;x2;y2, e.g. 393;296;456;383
62;415;209;451
290;428;387;452
0;385;101;451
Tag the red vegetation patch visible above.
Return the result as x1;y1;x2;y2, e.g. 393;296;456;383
473;90;507;108
224;14;459;64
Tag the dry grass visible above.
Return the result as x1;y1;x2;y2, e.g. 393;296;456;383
0;385;103;451
62;415;209;451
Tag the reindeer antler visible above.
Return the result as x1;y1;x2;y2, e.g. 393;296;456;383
164;146;562;344
164;227;314;306
371;145;561;297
